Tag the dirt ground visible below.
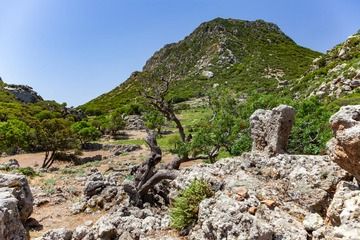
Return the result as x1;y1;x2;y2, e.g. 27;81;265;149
0;129;202;238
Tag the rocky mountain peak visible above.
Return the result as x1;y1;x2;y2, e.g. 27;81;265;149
142;18;296;80
81;18;320;114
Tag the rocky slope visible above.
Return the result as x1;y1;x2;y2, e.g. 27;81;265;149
0;78;43;104
81;18;320;114
33;104;360;240
292;32;360;99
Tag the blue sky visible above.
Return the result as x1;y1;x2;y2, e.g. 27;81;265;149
0;0;359;106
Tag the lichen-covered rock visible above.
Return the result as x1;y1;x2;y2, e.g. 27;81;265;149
250;105;295;156
189;193;273;240
327;105;360;181
75;206;169;239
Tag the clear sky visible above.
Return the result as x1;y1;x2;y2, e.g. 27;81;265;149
0;0;359;106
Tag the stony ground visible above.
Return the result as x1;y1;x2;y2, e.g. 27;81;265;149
0;129;193;239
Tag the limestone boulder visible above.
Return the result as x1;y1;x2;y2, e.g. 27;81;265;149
327;105;360;181
250;105;295;156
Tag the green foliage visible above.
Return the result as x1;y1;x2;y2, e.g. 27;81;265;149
71;121;101;145
118;103;143;115
35;118;75;151
14;167;39;178
42;178;57;195
0;119;32;154
107;109;126;135
230;133;252;155
143;110;165;133
170;179;213;230
288;98;334;154
188;89;252;161
35;110;61;121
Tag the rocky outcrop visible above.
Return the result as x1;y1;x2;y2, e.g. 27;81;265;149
4;84;43;103
327;105;360;181
0;174;34;240
313;180;360;239
125;115;145;130
36;104;360;240
71;170;125;214
0;159;20;170
250;104;295;156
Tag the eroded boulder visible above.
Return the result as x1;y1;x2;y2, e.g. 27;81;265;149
327;105;360;181
250;105;295;156
0;174;34;240
313;180;360;239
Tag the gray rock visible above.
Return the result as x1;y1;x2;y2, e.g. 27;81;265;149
35;228;72;240
0;188;28;240
111;144;140;156
350;80;360;88
250;105;295;156
189;193;273;240
0;159;20;170
125;115;145;130
72;225;89;240
4;84;43;103
0;174;33;222
83;172;107;199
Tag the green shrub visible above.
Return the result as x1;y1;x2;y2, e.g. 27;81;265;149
170;179;213;230
230;133;252;155
14;167;39;178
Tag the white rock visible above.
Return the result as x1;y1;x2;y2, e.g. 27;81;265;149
303;213;323;231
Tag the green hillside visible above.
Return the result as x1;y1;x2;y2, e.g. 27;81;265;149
0;78;71;124
80;18;321;114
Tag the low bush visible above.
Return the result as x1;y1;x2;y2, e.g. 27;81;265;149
14;167;39;178
170;179;213;230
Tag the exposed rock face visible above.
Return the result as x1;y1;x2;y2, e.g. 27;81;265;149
190;193;273;240
250;105;295;156
0;174;34;240
313;180;360;239
71;170;125;214
4;84;43;103
327;105;360;181
34;228;73;240
125;115;145;130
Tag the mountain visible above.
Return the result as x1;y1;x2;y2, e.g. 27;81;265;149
292;31;360;102
80;18;321;114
